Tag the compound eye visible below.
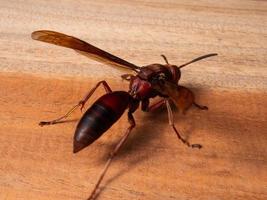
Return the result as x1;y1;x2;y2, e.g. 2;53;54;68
176;69;181;82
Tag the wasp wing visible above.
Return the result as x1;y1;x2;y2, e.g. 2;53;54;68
153;81;194;113
31;30;140;72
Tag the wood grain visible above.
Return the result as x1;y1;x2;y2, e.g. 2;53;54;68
0;0;266;200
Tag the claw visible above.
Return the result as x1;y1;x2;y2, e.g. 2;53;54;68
192;144;202;149
39;121;52;126
79;101;85;112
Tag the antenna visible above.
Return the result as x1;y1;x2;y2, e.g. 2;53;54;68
179;53;218;69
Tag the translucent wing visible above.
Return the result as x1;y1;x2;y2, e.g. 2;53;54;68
31;30;140;72
153;81;194;113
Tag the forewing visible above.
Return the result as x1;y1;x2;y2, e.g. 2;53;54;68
153;81;180;106
31;30;140;72
153;81;194;113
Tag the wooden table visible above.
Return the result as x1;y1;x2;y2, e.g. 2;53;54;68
0;0;266;199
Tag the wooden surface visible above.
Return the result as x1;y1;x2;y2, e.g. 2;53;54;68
0;0;267;199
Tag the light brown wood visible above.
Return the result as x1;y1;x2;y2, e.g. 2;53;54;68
0;0;266;199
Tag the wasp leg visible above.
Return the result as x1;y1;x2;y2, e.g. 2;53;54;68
121;74;134;81
88;112;136;200
141;98;165;112
165;99;202;149
39;80;112;126
193;102;208;110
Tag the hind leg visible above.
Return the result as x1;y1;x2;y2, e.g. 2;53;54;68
39;80;112;126
87;112;136;200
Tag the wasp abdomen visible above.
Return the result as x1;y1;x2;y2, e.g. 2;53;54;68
73;91;131;153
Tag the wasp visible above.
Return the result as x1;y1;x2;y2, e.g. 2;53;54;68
32;30;217;200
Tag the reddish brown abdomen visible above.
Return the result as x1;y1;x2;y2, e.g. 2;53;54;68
73;91;131;153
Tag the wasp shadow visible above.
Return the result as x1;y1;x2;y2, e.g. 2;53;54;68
80;87;213;199
87;105;168;199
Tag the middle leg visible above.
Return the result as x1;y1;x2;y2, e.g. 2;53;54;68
141;98;165;112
